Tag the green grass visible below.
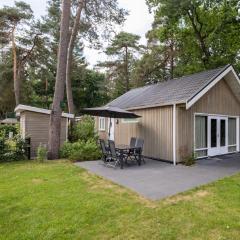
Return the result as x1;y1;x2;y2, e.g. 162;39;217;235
0;161;240;240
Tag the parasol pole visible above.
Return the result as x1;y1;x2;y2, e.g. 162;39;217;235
108;117;112;140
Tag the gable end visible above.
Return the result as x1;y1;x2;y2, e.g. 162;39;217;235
186;65;240;109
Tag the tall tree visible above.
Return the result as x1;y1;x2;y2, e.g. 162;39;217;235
144;0;240;80
132;21;179;86
48;0;71;160
100;32;143;96
66;0;84;114
0;1;39;106
65;0;126;114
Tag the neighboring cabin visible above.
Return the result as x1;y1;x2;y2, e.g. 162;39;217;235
96;65;240;164
15;105;74;158
0;118;18;125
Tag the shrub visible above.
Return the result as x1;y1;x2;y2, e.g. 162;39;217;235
0;135;26;162
0;137;6;155
60;139;101;162
59;141;74;158
71;116;97;142
182;153;196;166
37;144;48;163
0;124;19;138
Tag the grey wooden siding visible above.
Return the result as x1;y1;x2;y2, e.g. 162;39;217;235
22;111;68;158
96;106;173;161
176;78;240;162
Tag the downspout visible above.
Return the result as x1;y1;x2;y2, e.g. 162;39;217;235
173;104;176;165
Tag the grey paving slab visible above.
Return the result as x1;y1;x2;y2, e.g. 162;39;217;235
75;153;240;200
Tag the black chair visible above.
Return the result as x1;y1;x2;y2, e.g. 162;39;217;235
134;138;145;164
108;140;122;168
124;137;137;163
99;139;111;164
130;137;137;148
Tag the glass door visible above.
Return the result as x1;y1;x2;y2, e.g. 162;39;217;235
208;116;228;156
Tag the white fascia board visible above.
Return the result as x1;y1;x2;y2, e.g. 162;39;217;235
15;104;74;119
186;66;239;110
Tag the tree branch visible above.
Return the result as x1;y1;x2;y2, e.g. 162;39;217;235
19;33;41;67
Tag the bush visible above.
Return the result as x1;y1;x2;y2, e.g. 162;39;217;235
62;116;101;162
182;153;196;166
59;141;73;158
37;144;48;163
0;124;19;138
60;139;101;162
71;116;97;142
0;135;26;162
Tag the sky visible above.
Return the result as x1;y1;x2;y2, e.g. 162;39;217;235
0;0;154;67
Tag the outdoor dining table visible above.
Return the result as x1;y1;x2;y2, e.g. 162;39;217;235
116;145;142;169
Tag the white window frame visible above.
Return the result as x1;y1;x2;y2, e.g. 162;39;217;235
99;117;106;131
228;117;239;152
194;114;208;159
194;113;240;159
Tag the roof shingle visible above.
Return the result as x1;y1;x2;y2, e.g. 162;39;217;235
107;65;230;109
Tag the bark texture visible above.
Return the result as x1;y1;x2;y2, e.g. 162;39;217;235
12;26;39;106
187;7;210;66
48;0;71;160
12;24;20;106
66;0;84;114
125;46;129;92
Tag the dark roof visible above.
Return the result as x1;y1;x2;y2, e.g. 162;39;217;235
80;106;141;118
107;65;231;109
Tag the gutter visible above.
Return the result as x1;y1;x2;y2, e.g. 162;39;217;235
126;101;185;111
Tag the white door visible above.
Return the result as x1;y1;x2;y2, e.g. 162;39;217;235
208;116;228;156
108;118;115;141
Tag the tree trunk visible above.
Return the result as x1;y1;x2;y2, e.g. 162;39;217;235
170;40;174;79
48;0;71;160
125;46;129;92
187;10;210;66
66;0;84;114
45;78;48;107
12;25;19;106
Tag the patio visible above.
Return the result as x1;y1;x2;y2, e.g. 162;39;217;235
76;153;240;200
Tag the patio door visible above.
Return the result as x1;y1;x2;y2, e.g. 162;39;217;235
208;116;228;156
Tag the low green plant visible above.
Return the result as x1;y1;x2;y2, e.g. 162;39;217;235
60;139;101;162
0;124;19;138
0;135;26;162
36;144;48;163
71;116;97;142
59;141;73;158
183;153;196;166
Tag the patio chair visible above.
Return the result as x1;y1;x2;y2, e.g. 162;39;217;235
108;140;122;168
124;137;137;163
99;139;111;164
134;138;145;164
130;137;137;148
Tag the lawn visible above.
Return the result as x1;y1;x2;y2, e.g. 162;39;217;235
0;161;239;240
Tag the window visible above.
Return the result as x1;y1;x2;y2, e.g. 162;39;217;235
99;117;105;131
220;119;226;147
211;119;217;148
228;118;237;152
195;115;208;158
